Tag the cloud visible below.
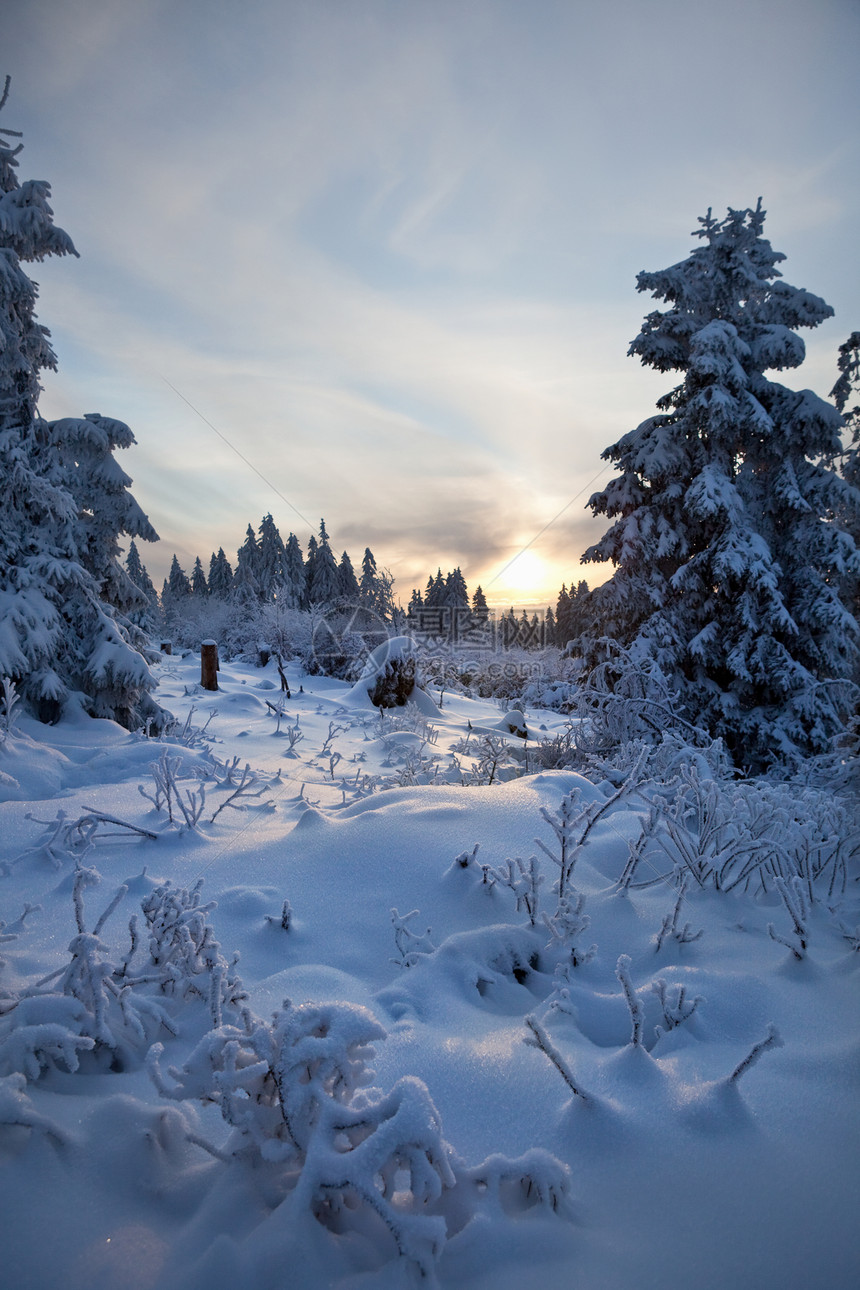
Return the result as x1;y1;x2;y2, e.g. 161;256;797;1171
9;0;860;605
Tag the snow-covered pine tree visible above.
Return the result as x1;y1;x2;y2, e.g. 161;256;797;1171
124;541;159;634
545;605;556;641
582;201;860;770
125;539;158;612
283;532;305;609
307;519;339;606
0;80;161;726
337;550;360;601
472;584;489;617
160;556;193;637
444;568;469;608
358;547;395;619
190;556;208;597
47;412;159;617
555;584;572;647
257;513;286;602
207;548;233;600
234;524;261;603
424;569;446;609
832;332;860;458
302;534;318;610
360;548;381;607
164;555;191;601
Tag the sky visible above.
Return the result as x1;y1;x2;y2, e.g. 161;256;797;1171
5;0;860;609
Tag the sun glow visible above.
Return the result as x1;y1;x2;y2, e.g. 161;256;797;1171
485;548;555;609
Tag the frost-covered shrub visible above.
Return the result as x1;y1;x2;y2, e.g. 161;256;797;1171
564;645;713;761
0;1072;68;1146
0;870;245;1082
149;996;570;1277
429;646;574;705
454;733;518;785
137;879;247;1024
161;596;241;654
624;766;859;899
0;863;177;1078
537;755;649;907
390;908;436;967
149;1000;454;1274
165;599;317;666
138;749;208;829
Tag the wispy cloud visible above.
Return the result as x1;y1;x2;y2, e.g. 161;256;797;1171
9;0;860;603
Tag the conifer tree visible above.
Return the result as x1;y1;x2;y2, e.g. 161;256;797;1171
424;569;446;609
190;556;208;597
0;79;160;726
283;533;305;609
337;550;360;601
125;540;159;631
257;513;286;602
307;519;339;605
163;555;192;602
555;584;571;646
207;548;234;599
444;568;469;608
126;540;157;603
582;201;859;768
234;524;261;603
302;534;318;610
545;605;556;642
471;585;489;616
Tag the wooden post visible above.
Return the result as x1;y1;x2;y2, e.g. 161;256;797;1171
201;640;219;691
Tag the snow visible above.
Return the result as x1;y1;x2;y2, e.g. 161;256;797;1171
0;649;857;1289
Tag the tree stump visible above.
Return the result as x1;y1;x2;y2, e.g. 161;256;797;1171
201;640;219;691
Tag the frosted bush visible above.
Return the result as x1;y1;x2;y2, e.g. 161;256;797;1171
136;879;247;1025
150;996;570;1277
0;862;177;1077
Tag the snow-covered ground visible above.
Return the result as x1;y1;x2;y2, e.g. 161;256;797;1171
0;649;857;1289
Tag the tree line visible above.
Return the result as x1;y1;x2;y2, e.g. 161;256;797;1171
126;517;395;635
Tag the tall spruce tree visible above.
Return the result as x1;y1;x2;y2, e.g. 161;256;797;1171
257;513;286;602
163;555;192;605
0;79;161;726
126;540;157;602
208;548;234;599
283;533;305;609
444;568;469;608
337;550;360;601
302;535;319;610
307;519;339;605
125;540;159;631
190;556;208;597
582;201;860;769
234;524;261;603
